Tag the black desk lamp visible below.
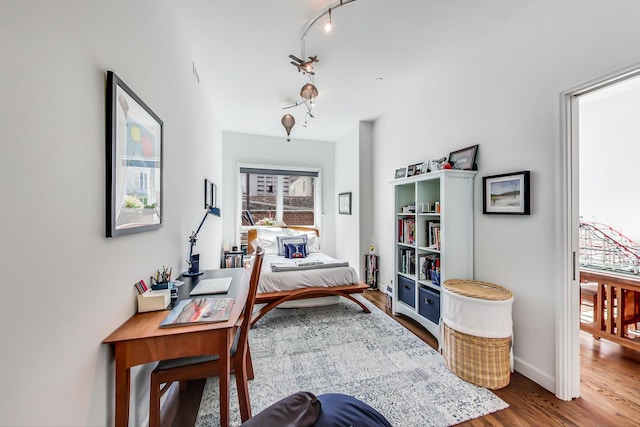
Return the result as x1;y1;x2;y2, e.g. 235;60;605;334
183;205;220;276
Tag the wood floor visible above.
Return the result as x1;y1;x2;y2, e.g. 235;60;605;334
170;290;640;427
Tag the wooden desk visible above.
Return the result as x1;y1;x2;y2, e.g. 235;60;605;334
580;269;640;351
103;269;249;427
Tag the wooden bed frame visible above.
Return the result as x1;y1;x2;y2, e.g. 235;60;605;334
247;226;371;326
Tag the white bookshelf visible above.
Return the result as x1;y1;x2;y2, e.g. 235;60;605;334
391;169;476;340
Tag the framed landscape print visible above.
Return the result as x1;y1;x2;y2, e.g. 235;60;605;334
106;71;163;237
483;171;530;215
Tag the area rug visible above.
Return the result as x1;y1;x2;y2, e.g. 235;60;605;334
195;296;508;426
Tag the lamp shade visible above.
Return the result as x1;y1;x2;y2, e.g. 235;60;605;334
300;83;318;100
281;114;295;141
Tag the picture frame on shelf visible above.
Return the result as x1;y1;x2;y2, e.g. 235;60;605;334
394;166;407;179
429;157;447;172
338;192;352;215
407;163;423;177
419;162;429;175
483;170;530;215
448;144;478;170
106;71;163;237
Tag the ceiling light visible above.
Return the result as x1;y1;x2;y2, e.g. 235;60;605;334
300;83;318;101
324;9;332;32
281;114;295;142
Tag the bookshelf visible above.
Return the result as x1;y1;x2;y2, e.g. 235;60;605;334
392;169;476;339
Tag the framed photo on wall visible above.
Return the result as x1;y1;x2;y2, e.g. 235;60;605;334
483;170;530;215
106;71;163;237
338;192;352;215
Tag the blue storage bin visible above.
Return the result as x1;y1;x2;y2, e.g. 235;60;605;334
397;276;416;308
418;287;441;324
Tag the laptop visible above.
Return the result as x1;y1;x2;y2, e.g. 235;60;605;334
189;277;233;296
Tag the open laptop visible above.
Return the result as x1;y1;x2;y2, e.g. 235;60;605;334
189;277;232;296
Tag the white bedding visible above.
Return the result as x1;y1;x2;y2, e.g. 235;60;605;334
258;252;360;294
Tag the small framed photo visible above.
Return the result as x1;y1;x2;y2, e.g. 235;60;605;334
395;166;407;179
483;171;530;215
338;192;352;215
448;144;478;170
204;179;216;209
419;162;429;174
429;157;447;172
407;163;423;177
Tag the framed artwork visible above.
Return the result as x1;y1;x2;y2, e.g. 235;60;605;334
204;179;216;209
483;171;530;215
106;71;163;237
338;192;352;215
395;166;407;179
429;157;447;172
408;162;423;177
419;162;429;174
448;144;478;170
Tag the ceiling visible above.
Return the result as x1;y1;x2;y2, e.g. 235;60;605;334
168;0;524;142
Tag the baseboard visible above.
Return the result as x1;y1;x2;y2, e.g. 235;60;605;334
514;356;555;393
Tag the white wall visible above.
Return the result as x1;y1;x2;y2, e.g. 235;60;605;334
0;1;221;425
334;122;374;280
372;0;640;392
222;132;336;255
335;126;361;272
579;81;640;242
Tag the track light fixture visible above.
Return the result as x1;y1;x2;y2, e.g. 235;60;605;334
281;0;358;140
324;8;332;32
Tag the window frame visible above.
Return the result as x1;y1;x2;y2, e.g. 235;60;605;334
236;163;323;236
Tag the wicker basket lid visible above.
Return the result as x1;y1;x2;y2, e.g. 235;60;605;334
443;279;513;301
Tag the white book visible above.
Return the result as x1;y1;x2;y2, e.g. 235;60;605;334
189;277;232;296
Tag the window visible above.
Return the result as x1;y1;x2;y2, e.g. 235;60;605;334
240;167;319;227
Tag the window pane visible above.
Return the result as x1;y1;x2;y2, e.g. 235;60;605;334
241;173;277;225
241;171;316;226
284;175;315;225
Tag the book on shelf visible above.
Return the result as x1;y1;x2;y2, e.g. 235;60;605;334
427;221;441;249
418;254;440;280
399;248;416;275
398;218;416;244
159;297;234;328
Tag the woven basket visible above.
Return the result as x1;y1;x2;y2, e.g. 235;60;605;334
443;279;513;301
441;322;512;389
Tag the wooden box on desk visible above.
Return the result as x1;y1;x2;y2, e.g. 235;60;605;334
137;289;171;312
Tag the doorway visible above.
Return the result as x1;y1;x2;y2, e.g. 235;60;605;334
561;66;640;400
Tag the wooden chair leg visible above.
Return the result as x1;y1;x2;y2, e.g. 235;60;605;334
246;346;254;380
235;354;252;422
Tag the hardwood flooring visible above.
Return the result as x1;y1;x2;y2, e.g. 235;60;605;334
169;290;640;427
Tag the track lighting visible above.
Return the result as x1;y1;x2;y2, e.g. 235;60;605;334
324;9;332;32
281;0;358;140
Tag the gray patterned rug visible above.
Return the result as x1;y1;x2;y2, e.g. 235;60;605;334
195;295;508;426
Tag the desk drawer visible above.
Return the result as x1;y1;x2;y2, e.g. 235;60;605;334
398;276;416;308
418;287;440;324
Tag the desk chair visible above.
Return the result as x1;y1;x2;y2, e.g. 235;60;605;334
149;247;264;427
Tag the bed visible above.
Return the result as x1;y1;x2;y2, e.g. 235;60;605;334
247;226;370;326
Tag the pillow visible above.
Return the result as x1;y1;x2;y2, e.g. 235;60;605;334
251;235;279;254
240;391;320;427
313;393;392;427
285;243;307;259
277;235;308;256
306;233;320;253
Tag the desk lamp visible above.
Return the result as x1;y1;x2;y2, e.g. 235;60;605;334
183;205;220;276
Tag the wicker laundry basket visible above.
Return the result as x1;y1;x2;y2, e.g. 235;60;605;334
441;279;514;389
